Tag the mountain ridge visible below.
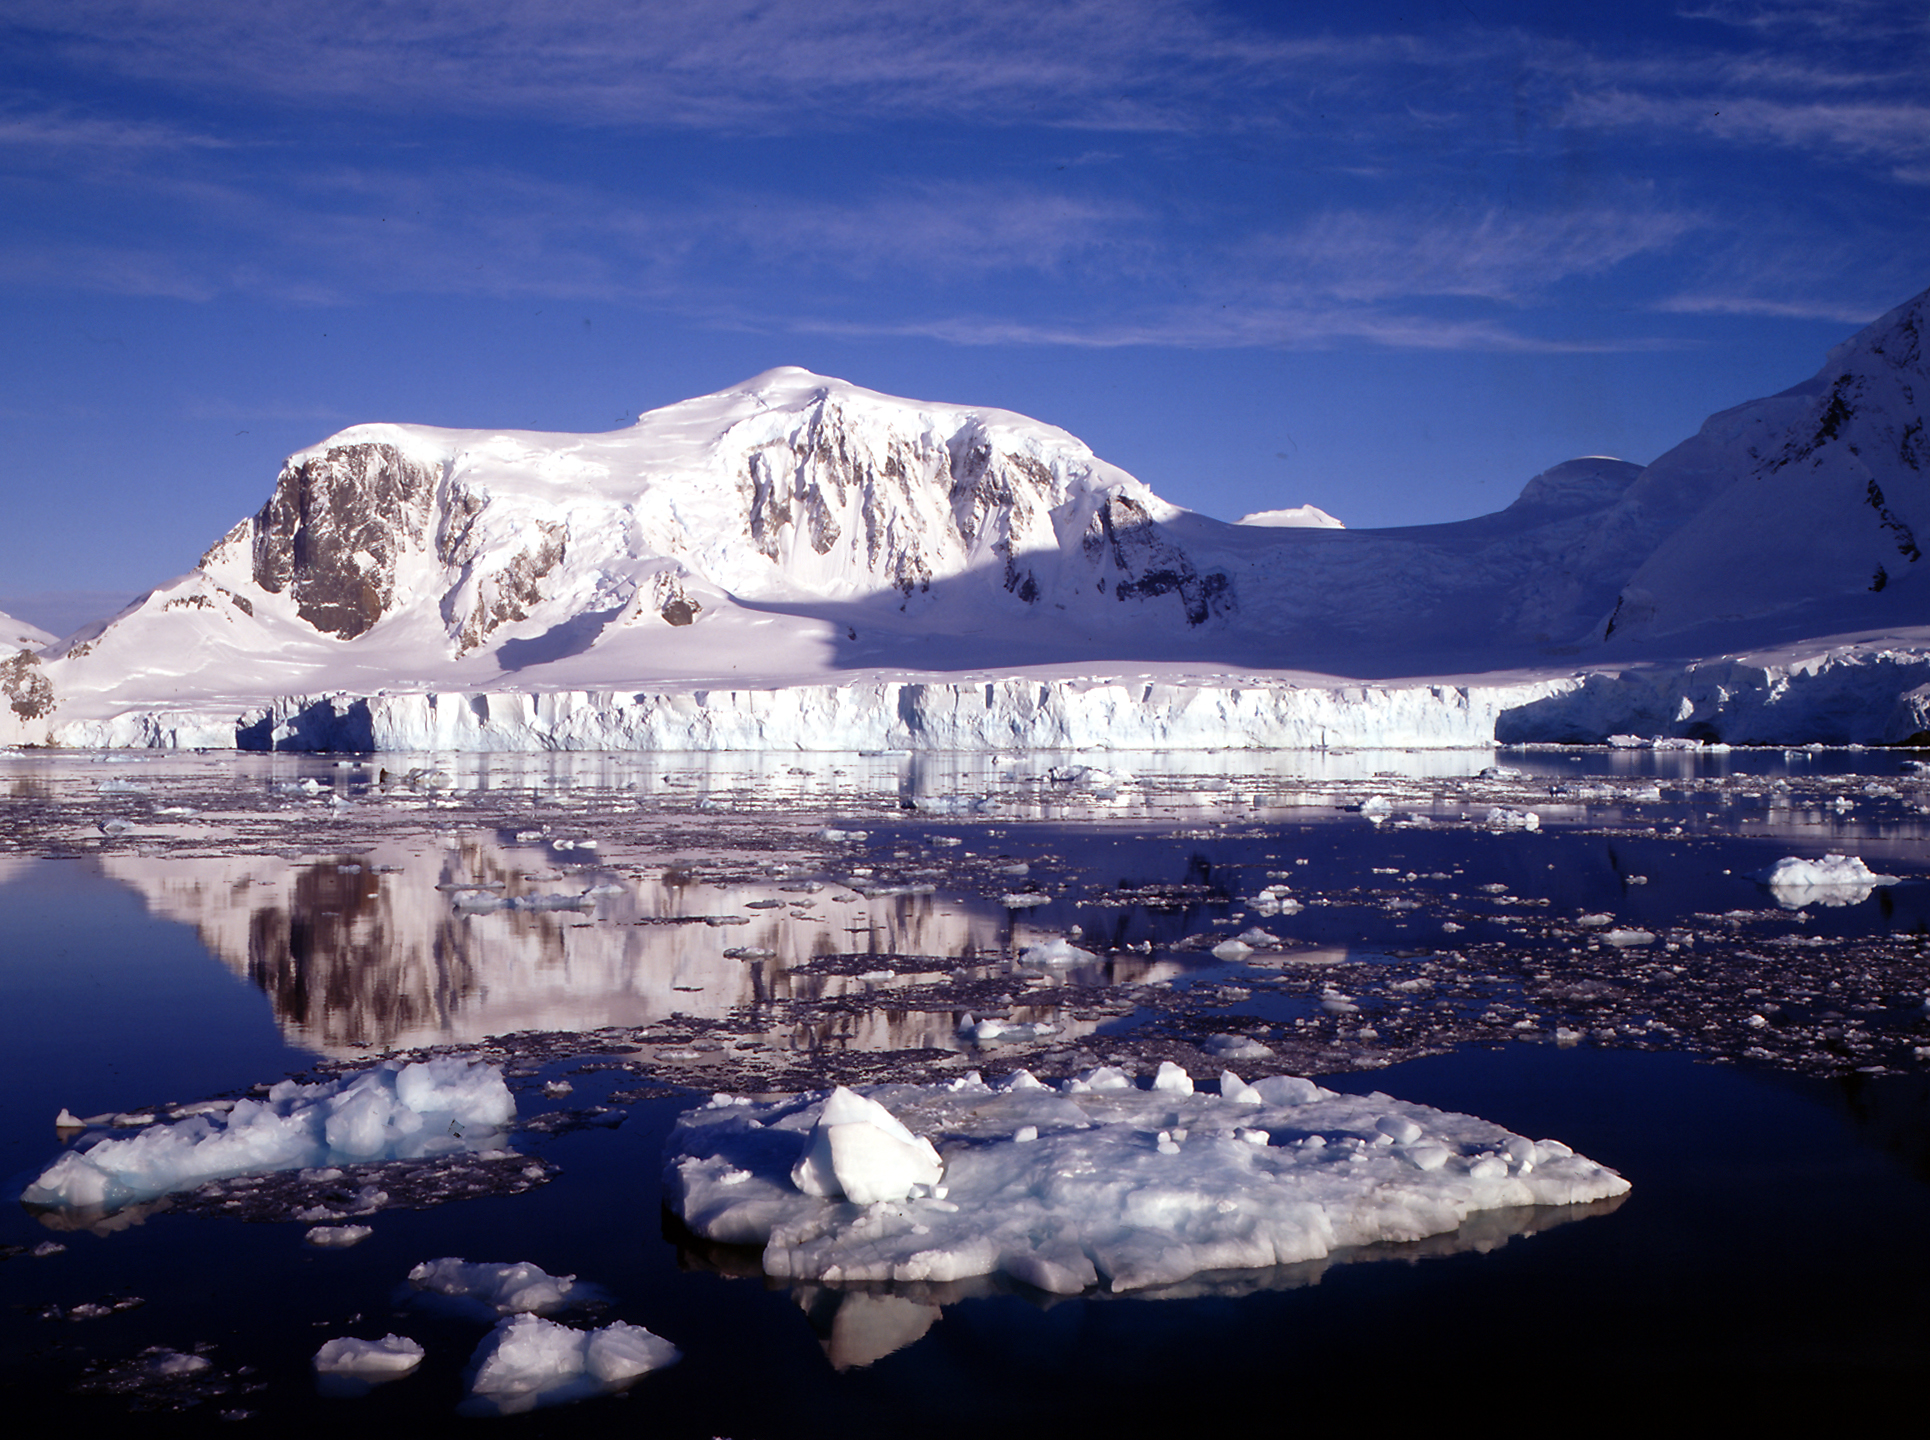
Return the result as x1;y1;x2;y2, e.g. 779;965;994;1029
7;292;1930;749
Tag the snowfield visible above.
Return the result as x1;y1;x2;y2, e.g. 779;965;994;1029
7;288;1930;750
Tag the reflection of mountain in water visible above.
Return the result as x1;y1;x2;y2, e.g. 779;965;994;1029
100;836;1156;1056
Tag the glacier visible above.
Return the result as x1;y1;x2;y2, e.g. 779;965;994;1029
8;287;1930;751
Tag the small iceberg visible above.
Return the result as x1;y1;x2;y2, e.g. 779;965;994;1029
1753;854;1901;908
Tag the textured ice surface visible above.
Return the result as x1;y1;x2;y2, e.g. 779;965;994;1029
22;1058;514;1215
789;1087;945;1205
406;1258;604;1319
462;1315;680;1416
314;1334;424;1395
667;1066;1629;1294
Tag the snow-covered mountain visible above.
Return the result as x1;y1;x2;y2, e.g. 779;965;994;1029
1595;291;1930;651
10;287;1930;750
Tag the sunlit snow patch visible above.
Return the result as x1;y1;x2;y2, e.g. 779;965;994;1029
1753;854;1901;908
22;1058;515;1217
666;1067;1629;1296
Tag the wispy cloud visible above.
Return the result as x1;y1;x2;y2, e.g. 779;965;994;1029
0;107;233;152
1654;291;1883;323
1238;204;1702;306
1;0;1354;134
1563;89;1930;166
791;305;1684;353
2;5;1915;356
1681;1;1929;42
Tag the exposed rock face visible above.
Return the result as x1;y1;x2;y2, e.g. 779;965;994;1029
458;521;567;655
1;649;53;720
1085;495;1234;625
252;443;441;640
650;571;701;626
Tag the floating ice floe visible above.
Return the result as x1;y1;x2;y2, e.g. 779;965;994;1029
314;1335;425;1396
1201;1033;1275;1061
1599;928;1657;947
305;1224;373;1248
22;1058;515;1216
666;1067;1630;1296
1016;937;1095;966
1483;806;1541;831
406;1257;605;1319
462;1315;681;1417
1753;854;1901;908
451;890;597;914
957;1015;1060;1046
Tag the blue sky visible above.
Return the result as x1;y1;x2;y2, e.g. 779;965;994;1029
1;0;1925;623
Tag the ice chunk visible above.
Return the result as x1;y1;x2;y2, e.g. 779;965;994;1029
1017;937;1096;966
314;1334;424;1394
1218;1070;1262;1105
21;1059;515;1217
1483;807;1541;831
407;1258;602;1318
1753;854;1901;908
462;1315;680;1417
1375;1114;1423;1144
788;1087;944;1204
1151;1061;1194;1096
958;1016;1059;1045
1203;1033;1274;1061
1062;1065;1134;1093
667;1076;1631;1296
305;1224;373;1248
1250;1075;1324;1105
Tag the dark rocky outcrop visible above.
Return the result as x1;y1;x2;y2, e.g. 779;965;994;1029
252;443;440;640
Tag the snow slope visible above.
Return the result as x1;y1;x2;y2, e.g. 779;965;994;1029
1;609;53;651
10;288;1930;751
1598;291;1930;653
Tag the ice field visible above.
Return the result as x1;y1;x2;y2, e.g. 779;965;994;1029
3;744;1929;1432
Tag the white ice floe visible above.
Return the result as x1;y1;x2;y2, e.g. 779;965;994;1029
1016;937;1096;966
958;1016;1060;1046
305;1224;373;1248
407;1258;604;1319
1599;928;1656;947
1483;806;1541;831
314;1334;424;1395
666;1066;1630;1296
1201;1033;1275;1061
462;1315;680;1417
22;1058;515;1215
1753;854;1901;908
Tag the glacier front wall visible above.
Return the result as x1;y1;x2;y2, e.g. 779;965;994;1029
33;650;1930;751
